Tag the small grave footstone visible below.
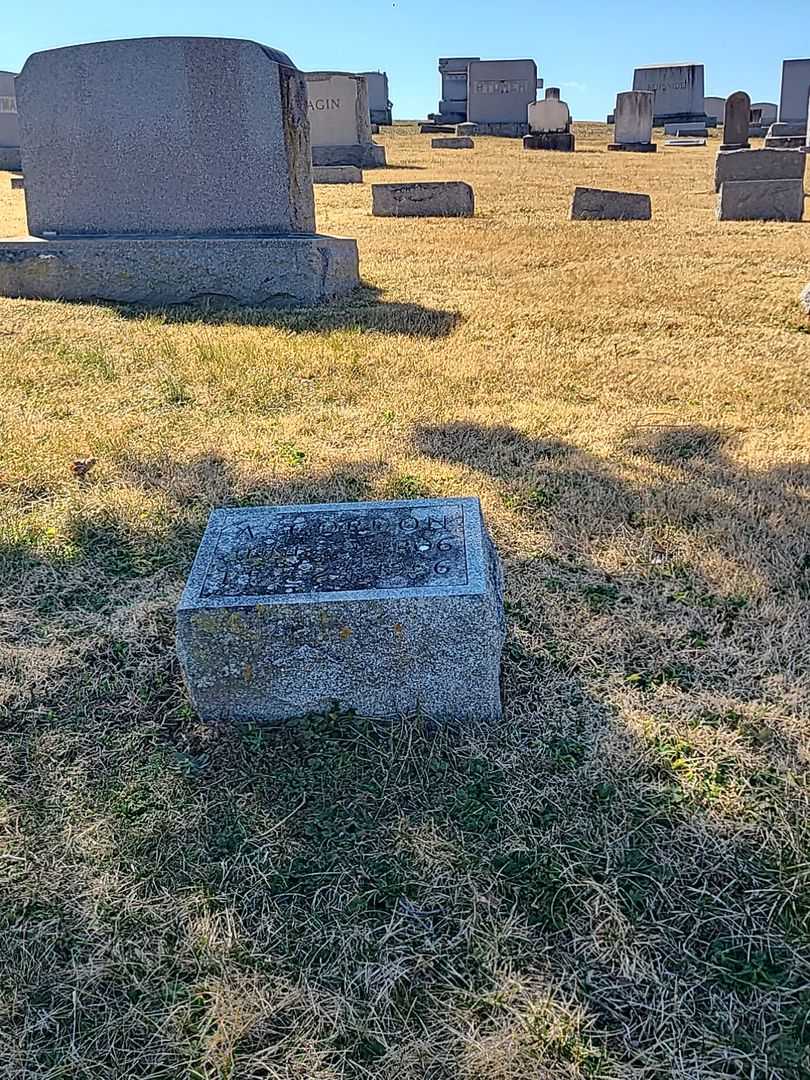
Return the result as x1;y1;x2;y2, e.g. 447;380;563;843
720;91;751;150
717;178;805;221
714;147;806;191
372;181;474;217
176;498;506;723
10;175;23;189
420;123;455;134
666;138;706;147
570;187;651;220
457;122;478;136
313;165;363;183
431;136;474;149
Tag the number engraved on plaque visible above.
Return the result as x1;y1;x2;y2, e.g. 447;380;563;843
200;504;469;598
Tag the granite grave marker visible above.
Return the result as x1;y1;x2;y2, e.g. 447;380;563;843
176;498;505;722
608;90;656;152
0;71;21;171
305;72;386;167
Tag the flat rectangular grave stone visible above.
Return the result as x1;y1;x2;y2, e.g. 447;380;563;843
10;175;23;189
717;178;805;221
570;187;651;220
665;138;706;147
313;165;363;183
372;181;474;217
176;498;505;722
431;136;474;149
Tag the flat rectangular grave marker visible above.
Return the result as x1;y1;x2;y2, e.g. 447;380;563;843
177;498;505;723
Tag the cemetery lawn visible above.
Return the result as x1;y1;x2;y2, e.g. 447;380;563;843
2;123;810;1079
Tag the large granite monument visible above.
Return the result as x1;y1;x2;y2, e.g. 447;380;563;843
177;498;506;723
360;70;392;125
524;87;574;151
0;71;21;171
0;38;359;305
704;96;725;125
632;63;707;126
467;59;538;136
428;57;480;125
305;72;386;167
608;90;656;152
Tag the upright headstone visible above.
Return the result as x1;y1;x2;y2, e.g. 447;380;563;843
0;71;21;171
176;498;506;723
704;96;726;125
721;91;751;150
467;59;538;136
360;71;392;125
524;87;574;151
0;38;359;305
779;59;810;125
608;91;656;152
305;72;386;167
632;63;707;125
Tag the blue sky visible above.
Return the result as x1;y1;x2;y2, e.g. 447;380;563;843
3;0;805;120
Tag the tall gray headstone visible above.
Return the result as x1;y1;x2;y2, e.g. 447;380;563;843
305;72;386;167
779;59;810;124
0;70;21;171
432;57;479;124
721;91;751;150
467;59;538;136
632;63;706;125
176;498;505;723
608;91;656;152
0;38;359;306
359;70;392;125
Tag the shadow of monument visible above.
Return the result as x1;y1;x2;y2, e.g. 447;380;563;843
101;283;461;337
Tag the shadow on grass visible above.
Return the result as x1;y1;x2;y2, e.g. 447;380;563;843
2;435;810;1077
98;283;462;337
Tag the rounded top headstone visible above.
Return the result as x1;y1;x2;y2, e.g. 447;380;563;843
723;90;751;149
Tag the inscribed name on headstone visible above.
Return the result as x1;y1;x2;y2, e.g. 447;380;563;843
176;498;505;722
632;63;705;123
467;59;538;124
306;72;370;147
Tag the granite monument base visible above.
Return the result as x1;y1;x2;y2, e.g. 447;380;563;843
0;233;360;306
313;165;363;184
473;122;529;137
717;179;805;222
607;142;657;153
312;144;386;168
714;148;806;192
0;147;22;171
176;499;506;723
523;132;575;151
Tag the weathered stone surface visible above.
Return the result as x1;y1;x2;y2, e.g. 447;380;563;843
431;136;474;149
10;175;23;189
721;91;751;150
714;147;806;192
0;70;20;169
528;97;570;133
306;72;386;167
524;131;575;151
717;178;805;221
456;122;478;135
705;95;726;124
779;59;810;124
611;90;654;149
176;498;506;723
665;138;706;147
0;234;360;305
17;38;315;237
571;187;652;221
359;70;392;125
420;123;455;134
633;63;706;124
467;59;537;130
313;165;363;183
372;181;474;218
472;121;529;138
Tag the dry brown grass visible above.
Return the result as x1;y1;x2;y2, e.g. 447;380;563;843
1;122;809;1079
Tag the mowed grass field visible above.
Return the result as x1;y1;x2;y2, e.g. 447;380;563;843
1;121;810;1079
